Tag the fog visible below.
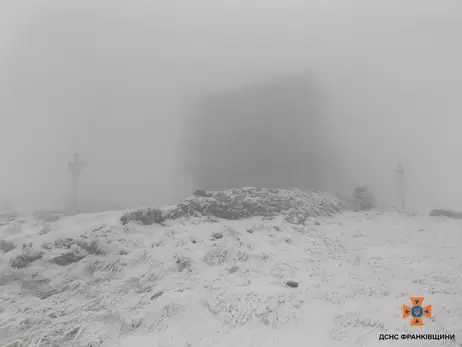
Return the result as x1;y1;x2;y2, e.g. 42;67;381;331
0;0;461;213
182;73;345;194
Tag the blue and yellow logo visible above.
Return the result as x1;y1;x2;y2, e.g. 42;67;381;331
402;297;432;326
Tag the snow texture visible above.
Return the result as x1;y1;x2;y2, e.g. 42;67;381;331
0;189;461;347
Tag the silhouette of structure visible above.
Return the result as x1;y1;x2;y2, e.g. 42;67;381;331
183;73;346;193
68;153;84;213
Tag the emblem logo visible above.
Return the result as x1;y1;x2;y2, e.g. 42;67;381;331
402;297;432;326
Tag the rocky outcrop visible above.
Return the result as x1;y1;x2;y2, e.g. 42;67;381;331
120;208;165;225
429;209;462;219
120;187;361;226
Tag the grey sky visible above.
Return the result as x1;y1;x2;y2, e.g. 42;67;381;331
0;0;461;212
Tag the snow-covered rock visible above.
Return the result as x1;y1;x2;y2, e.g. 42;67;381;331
121;187;358;226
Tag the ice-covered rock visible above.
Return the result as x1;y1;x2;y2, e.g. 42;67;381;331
120;187;360;225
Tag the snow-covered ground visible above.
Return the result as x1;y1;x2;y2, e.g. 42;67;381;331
1;208;462;347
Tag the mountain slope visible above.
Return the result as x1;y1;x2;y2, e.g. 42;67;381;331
0;190;461;347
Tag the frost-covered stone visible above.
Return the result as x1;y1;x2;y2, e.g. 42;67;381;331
123;187;360;225
120;208;164;225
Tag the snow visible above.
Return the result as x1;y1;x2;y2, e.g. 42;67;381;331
1;208;462;346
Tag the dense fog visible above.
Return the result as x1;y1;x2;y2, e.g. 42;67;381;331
182;73;346;194
0;0;462;213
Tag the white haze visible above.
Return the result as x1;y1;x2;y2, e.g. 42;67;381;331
0;0;461;213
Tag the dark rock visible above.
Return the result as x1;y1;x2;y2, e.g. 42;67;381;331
39;226;51;235
151;291;164;300
285;280;299;288
10;251;44;269
176;256;192;272
41;242;53;250
211;232;223;240
54;238;76;249
228;265;240;274
50;252;86;266
76;240;105;255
